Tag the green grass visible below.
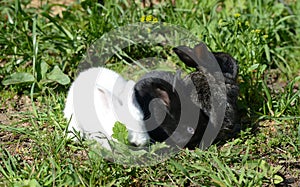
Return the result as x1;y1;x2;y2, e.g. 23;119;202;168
0;0;299;186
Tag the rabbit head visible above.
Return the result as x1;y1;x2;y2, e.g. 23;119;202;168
134;70;210;148
134;71;181;142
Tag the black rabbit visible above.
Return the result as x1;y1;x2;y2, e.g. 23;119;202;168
134;42;240;149
173;42;240;144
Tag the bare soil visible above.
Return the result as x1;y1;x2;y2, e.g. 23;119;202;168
28;0;76;16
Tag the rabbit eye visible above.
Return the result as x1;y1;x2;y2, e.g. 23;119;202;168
187;126;195;134
143;114;151;120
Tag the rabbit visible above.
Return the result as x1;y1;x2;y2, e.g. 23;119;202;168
134;70;210;149
173;42;240;143
134;42;240;149
64;67;150;148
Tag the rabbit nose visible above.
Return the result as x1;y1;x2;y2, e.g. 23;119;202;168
130;142;141;147
128;131;150;147
130;138;148;147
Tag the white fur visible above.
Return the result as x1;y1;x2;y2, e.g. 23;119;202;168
64;67;149;147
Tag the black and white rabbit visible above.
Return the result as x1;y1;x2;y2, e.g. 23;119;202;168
64;67;150;148
134;42;240;149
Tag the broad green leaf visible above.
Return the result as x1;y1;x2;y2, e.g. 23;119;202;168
273;175;284;184
40;61;49;79
112;121;129;144
13;179;41;187
47;65;70;85
259;160;269;171
2;72;35;85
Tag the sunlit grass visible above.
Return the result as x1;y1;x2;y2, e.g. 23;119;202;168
0;0;299;186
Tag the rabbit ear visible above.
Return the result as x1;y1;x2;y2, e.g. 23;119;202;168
194;43;239;79
154;87;170;108
173;46;198;68
96;85;123;108
213;52;239;80
174;43;219;72
95;86;113;110
193;42;208;60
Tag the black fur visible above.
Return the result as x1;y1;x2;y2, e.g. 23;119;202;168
134;42;240;149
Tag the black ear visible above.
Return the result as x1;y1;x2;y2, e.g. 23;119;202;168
174;43;238;80
192;42;209;61
213;52;239;80
173;42;219;72
173;46;198;68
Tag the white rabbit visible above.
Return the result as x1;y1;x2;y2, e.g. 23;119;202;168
64;67;150;148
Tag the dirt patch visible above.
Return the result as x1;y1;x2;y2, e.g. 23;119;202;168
265;69;299;95
0;95;33;145
28;0;76;16
258;120;300;186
